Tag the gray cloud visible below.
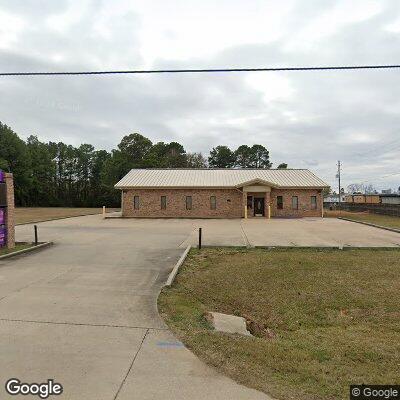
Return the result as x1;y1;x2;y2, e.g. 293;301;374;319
0;0;399;191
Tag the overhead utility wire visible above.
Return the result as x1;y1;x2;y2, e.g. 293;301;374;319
355;171;400;185
1;64;400;76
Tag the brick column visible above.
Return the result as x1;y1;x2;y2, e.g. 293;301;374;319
5;173;15;249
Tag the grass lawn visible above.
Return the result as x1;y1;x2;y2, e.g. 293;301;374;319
159;248;400;400
324;209;400;230
0;243;33;256
15;207;120;225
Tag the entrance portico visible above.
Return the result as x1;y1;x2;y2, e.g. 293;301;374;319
240;180;272;219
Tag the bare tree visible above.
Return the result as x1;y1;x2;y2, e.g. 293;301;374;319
347;183;376;194
186;152;208;168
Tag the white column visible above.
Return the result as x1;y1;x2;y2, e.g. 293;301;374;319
265;192;271;219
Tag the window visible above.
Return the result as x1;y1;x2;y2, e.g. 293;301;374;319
311;196;317;210
186;196;192;210
161;196;167;210
210;196;216;210
277;196;283;210
133;195;139;210
292;196;298;210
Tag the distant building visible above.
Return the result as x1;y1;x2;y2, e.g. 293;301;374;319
345;193;380;204
324;193;346;204
381;189;392;194
380;194;400;205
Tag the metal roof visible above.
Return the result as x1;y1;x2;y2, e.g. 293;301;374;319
115;169;329;189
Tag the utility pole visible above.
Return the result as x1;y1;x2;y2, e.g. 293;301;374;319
337;160;341;209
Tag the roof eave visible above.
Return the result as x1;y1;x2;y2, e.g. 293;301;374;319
115;184;330;190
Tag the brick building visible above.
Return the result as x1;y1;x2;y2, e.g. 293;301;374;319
115;169;328;219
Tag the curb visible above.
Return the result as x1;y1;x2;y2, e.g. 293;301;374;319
165;245;191;287
254;245;400;251
338;217;400;234
196;245;400;251
0;242;53;260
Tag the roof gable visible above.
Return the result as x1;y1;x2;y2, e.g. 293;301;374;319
235;178;277;188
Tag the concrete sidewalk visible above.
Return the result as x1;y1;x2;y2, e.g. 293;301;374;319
0;215;270;399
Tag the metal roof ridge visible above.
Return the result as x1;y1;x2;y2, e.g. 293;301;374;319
126;168;311;171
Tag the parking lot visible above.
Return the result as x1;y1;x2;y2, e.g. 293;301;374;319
0;215;398;399
178;217;400;248
16;215;399;249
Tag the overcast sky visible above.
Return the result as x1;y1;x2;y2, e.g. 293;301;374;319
0;0;399;191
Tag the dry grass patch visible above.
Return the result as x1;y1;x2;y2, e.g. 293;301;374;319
324;209;400;230
0;243;33;256
15;207;120;224
159;248;400;400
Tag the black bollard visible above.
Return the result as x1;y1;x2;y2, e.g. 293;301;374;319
198;227;202;250
34;225;38;246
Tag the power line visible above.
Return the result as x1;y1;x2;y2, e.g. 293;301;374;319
350;171;400;185
1;64;400;77
356;137;400;158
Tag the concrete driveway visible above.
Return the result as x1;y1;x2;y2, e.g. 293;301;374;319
0;215;268;400
1;216;398;399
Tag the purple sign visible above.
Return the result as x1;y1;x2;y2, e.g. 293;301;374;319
0;227;6;247
0;209;4;225
0;170;4;183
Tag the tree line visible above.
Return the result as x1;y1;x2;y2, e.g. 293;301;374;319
0;121;287;207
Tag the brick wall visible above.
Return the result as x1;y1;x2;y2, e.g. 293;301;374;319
122;187;323;218
5;173;15;248
270;188;322;217
122;188;243;218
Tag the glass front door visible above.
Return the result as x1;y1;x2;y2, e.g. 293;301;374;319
254;197;265;216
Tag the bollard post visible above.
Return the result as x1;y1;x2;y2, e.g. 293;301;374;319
198;227;202;250
34;225;38;246
102;206;106;219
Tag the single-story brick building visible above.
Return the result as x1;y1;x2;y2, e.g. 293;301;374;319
115;169;329;219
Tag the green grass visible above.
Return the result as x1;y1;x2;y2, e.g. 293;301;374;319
324;209;400;230
15;207;120;225
0;243;33;256
159;248;400;400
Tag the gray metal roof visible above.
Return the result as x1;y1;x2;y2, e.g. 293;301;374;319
115;169;329;189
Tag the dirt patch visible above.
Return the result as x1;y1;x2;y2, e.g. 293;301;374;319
243;314;276;339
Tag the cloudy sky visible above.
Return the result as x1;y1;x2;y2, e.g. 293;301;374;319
0;0;399;191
